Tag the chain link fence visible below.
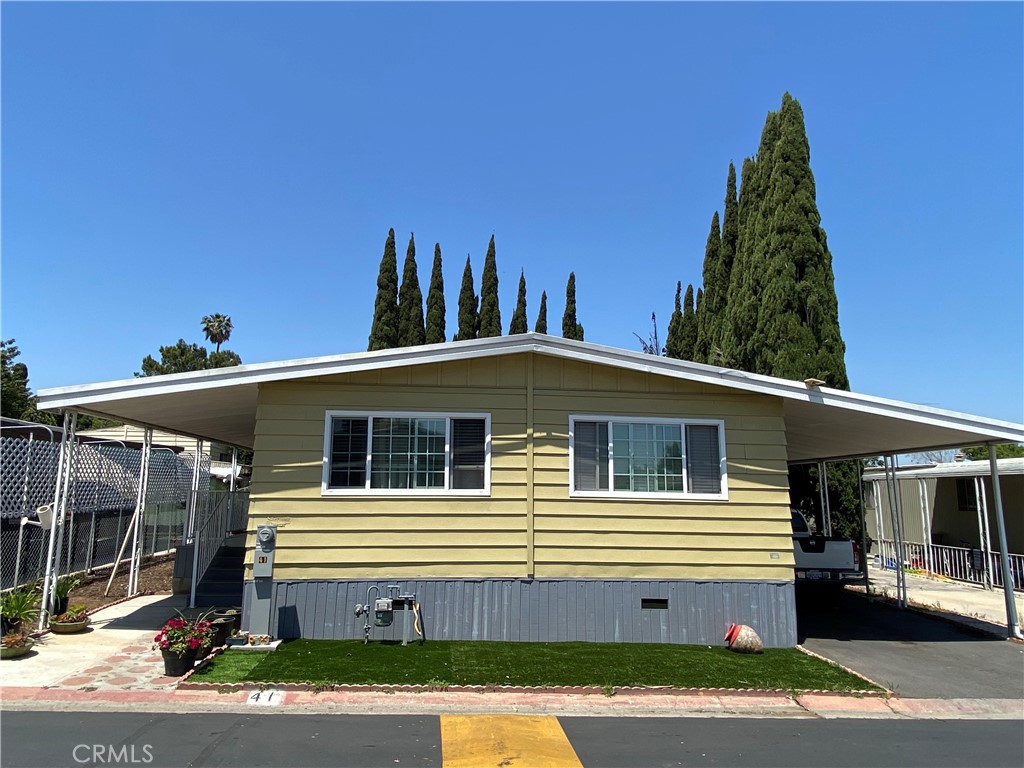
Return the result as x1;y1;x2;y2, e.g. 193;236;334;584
1;432;212;591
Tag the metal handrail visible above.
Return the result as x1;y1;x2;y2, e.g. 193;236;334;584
874;538;1023;593
188;491;248;607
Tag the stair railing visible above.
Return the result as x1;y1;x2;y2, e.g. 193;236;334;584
188;491;235;608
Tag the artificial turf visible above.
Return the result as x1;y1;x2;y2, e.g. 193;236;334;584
191;640;879;692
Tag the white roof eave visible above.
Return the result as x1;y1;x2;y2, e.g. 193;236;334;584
36;333;1024;458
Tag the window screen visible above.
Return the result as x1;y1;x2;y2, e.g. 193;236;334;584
573;420;609;491
451;418;486;490
685;424;722;494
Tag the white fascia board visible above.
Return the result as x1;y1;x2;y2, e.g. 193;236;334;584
37;333;1024;445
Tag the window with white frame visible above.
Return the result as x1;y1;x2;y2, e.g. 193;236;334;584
570;416;726;498
322;412;489;495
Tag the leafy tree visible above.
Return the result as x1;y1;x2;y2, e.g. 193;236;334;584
534;291;548;333
478;235;502;338
368;228;400;351
138;340;210;376
397;233;426;347
665;282;684;359
425;243;446;345
1;339;56;424
509;271;528;334
454;255;479;341
561;272;584;341
201;313;233;353
137;334;242;377
680;283;697;360
963;444;1024;460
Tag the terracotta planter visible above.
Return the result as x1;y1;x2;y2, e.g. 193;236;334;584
160;647;198;677
1;638;34;659
49;618;90;634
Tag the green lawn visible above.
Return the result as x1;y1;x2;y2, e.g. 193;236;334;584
191;640;880;693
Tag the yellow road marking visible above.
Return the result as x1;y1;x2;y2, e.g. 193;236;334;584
441;714;584;768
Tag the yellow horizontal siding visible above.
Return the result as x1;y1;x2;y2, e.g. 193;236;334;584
251;563;528;579
533;564;795;580
249;352;792;582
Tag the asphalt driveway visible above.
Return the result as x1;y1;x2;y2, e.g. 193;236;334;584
797;590;1024;699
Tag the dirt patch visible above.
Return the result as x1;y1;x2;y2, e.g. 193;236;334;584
66;556;174;614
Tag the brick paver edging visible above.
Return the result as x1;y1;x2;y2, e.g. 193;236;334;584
177;646;887;697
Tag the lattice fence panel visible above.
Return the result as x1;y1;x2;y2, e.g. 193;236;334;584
1;434;211;590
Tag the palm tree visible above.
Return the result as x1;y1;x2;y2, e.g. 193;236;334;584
201;313;233;352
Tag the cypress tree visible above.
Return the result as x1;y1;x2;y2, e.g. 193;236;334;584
534;291;548;333
425;243;446;344
561;272;584;341
665;282;684;359
679;283;697;360
397;233;426;347
509;270;528;334
454;255;479;341
478;235;502;337
716;162;739;355
368;228;399;351
693;212;721;363
752;94;848;388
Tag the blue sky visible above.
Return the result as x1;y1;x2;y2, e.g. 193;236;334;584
3;2;1022;424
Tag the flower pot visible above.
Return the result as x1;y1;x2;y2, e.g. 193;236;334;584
211;609;242;635
53;596;69;617
160;647;198;677
210;617;233;648
1;638;34;659
49;618;90;634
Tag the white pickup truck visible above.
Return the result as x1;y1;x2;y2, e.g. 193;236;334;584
791;509;861;587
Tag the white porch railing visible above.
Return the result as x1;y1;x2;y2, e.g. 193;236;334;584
875;538;1024;592
189;490;249;607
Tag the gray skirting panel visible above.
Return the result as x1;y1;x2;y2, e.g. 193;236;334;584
242;578;798;647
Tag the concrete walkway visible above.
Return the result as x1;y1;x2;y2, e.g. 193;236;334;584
862;563;1024;634
2;586;1021;720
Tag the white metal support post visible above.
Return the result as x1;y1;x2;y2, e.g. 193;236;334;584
988;446;1021;638
857;462;869;588
15;433;35;588
39;411;77;629
185;440;204;542
975;476;993;589
883;455;907;607
127;429;153;597
917;479;933;575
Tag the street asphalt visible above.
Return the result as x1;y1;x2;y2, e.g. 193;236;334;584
2;711;1022;768
797;590;1024;699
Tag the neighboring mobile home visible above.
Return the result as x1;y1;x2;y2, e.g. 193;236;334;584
36;334;1024;646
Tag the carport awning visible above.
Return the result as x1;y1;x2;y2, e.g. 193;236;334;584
37;334;1024;461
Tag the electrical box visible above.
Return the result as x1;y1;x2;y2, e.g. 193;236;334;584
253;525;277;579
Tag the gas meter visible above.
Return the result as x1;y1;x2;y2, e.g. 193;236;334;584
374;597;394;626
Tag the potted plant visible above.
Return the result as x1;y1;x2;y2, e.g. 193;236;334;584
152;611;214;677
48;604;90;634
51;575;82;617
1;586;39;635
210;607;242;634
1;630;35;659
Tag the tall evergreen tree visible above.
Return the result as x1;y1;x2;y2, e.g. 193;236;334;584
715;162;739;354
368;228;400;351
665;282;684;359
478;235;502;337
454;255;479;342
561;272;584;341
679;283;697;360
425;243;446;344
397;233;426;347
693;212;721;363
751;94;848;387
509;271;529;334
722;94;856;538
534;291;548;333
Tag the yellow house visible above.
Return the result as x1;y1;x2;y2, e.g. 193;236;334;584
37;334;1024;646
